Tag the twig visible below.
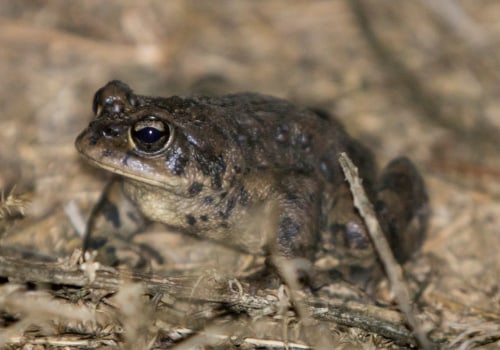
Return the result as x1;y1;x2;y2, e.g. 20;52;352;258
0;186;28;221
6;335;116;348
420;0;488;48
0;254;419;346
64;200;87;237
339;152;433;349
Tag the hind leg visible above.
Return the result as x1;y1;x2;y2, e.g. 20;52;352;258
324;156;428;287
375;157;429;263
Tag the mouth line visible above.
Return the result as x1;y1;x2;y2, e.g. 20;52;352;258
77;150;170;189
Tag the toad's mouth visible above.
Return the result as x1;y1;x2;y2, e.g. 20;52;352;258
75;134;183;190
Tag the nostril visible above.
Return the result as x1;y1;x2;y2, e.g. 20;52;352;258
110;100;124;114
102;126;120;138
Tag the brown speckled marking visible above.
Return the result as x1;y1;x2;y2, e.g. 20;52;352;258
193;152;226;190
185;214;196;226
222;195;237;220
166;146;189;176
188;182;203;196
203;196;214;205
238;187;250;206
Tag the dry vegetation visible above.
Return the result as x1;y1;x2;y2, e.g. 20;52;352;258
0;1;499;349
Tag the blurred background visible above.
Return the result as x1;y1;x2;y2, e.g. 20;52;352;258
0;0;499;346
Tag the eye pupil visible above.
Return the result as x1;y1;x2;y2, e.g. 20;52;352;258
135;127;163;144
130;117;171;155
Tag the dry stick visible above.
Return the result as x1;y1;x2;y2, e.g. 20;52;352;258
419;0;488;48
0;254;417;346
339;152;433;349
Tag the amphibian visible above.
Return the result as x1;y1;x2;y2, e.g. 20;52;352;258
75;80;428;282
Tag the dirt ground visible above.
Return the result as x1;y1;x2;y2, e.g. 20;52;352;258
0;1;499;349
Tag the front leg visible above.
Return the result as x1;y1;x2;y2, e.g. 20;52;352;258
83;176;159;268
270;176;322;281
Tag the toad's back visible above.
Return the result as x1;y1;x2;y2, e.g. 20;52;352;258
133;91;373;187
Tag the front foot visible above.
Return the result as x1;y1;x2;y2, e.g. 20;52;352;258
86;235;163;269
83;177;160;269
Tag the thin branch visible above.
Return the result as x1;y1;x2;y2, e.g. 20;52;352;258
339;152;434;349
420;0;488;48
0;253;419;346
0;186;28;221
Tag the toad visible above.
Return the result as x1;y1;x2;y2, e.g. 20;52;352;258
75;80;428;283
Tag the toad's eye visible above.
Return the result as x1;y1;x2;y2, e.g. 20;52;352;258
130;117;172;155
